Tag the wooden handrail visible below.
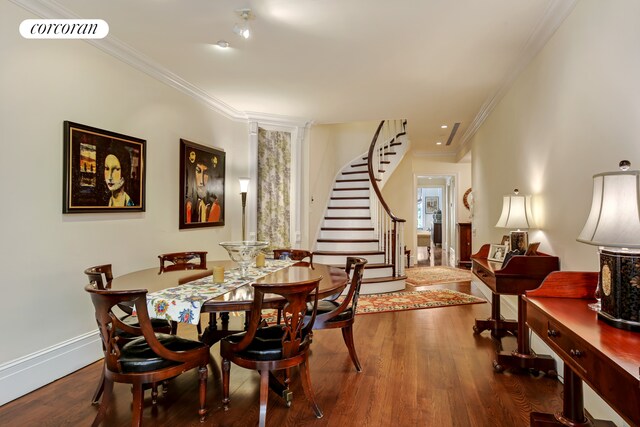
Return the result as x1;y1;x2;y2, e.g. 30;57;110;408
367;120;406;224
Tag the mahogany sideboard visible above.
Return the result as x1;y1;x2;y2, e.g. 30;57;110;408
525;271;639;426
471;243;560;374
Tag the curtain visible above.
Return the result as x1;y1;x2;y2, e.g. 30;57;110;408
257;128;291;249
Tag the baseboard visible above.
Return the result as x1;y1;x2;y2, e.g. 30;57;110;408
0;330;102;406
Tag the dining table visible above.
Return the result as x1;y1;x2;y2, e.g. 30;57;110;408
111;259;349;345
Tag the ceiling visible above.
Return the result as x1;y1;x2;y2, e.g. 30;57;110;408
21;0;576;156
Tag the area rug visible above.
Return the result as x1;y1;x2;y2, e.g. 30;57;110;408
262;289;485;322
405;266;473;286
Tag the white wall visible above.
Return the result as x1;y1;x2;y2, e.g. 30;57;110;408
470;0;640;424
0;1;250;401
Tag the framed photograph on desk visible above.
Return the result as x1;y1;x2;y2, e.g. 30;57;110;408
488;244;508;262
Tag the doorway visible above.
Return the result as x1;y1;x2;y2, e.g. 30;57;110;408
415;175;457;266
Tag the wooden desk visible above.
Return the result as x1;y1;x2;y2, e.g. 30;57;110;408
112;261;348;344
471;244;560;374
525;272;639;426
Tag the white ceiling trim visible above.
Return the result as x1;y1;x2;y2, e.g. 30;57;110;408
456;0;579;157
10;0;313;128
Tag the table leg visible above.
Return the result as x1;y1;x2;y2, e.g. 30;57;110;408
493;295;556;374
530;364;616;426
473;292;518;338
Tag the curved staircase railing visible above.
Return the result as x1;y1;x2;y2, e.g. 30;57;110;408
367;120;407;277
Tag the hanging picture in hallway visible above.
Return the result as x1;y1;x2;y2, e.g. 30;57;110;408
426;196;439;213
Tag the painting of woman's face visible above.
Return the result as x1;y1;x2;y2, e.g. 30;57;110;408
104;154;123;191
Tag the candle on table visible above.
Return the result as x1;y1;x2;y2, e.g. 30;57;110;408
256;252;266;268
213;266;225;283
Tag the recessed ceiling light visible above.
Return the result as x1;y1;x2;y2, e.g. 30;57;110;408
216;40;230;48
441;125;448;129
436;141;442;145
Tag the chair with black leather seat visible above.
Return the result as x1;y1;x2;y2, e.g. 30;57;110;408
220;277;323;427
84;264;172;405
272;248;313;267
305;257;367;372
158;251;208;274
85;283;210;427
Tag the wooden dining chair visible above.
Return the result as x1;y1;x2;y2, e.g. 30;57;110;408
85;283;210;427
220;277;323;427
157;251;207;274
272;248;313;267
84;264;172;405
305;257;368;372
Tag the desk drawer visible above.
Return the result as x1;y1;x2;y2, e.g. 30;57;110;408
527;305;591;376
473;264;496;289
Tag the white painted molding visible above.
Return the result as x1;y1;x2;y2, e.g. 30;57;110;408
9;0;313;128
457;0;579;155
0;330;102;405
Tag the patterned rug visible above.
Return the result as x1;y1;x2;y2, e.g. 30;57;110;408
262;289;485;322
405;266;473;286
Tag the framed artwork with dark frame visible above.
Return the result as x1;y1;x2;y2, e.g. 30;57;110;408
179;139;225;229
510;231;529;254
63;121;145;213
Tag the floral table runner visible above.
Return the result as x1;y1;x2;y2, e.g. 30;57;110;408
134;259;294;324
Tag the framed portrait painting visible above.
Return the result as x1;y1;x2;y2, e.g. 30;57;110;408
425;196;439;214
63;121;145;213
179;139;225;229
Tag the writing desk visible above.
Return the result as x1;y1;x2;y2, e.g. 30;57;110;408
472;244;560;374
525;271;639;426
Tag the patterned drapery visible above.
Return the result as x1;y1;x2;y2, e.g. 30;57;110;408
257;128;291;249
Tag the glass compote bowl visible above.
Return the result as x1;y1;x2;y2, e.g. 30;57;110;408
219;241;269;279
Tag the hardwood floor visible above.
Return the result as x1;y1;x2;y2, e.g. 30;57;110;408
0;282;563;426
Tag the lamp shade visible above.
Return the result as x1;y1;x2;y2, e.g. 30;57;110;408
495;192;532;229
239;177;250;193
577;169;640;248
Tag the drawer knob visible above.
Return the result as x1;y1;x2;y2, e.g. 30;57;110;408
547;329;558;337
570;349;583;358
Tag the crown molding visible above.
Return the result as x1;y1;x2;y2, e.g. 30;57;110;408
10;0;313;129
457;0;579;153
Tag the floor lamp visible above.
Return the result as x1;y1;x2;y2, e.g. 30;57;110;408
239;177;250;241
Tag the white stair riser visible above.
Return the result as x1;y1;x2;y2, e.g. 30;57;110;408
331;189;369;198
319;230;376;239
316;241;379;252
340;172;369;180
314;253;385;265
322;219;372;228
361;266;394;279
360;279;406;295
329;198;369;208
326;208;370;218
334;180;369;189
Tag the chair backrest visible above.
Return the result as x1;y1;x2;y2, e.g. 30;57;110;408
158;251;207;274
273;249;313;267
84;264;114;290
228;277;321;359
318;257;367;325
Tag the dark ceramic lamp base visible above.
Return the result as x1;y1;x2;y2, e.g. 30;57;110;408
598;310;640;332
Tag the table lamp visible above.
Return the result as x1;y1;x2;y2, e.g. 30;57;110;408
495;189;532;253
239;177;250;241
577;160;640;331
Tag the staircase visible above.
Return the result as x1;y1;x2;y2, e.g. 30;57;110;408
314;120;409;294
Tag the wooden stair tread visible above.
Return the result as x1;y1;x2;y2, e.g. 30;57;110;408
324;216;371;220
331;196;369;200
314;250;384;256
332;187;368;191
327;206;369;210
317;238;378;243
330;263;393;270
362;276;406;284
321;227;374;231
336;179;368;183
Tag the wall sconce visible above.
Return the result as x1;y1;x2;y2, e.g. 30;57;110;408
239;177;250;241
577;160;640;331
495;189;533;253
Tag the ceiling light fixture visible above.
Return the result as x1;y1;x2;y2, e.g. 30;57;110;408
233;9;252;39
441;125;448;129
216;40;230;48
436;141;442;145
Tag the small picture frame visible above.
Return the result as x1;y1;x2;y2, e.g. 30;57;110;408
488;244;508;262
179;139;225;229
510;231;528;254
525;242;541;256
425;196;439;214
63;121;145;213
500;235;511;250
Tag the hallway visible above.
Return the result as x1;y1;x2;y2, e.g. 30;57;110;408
416;242;447;267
